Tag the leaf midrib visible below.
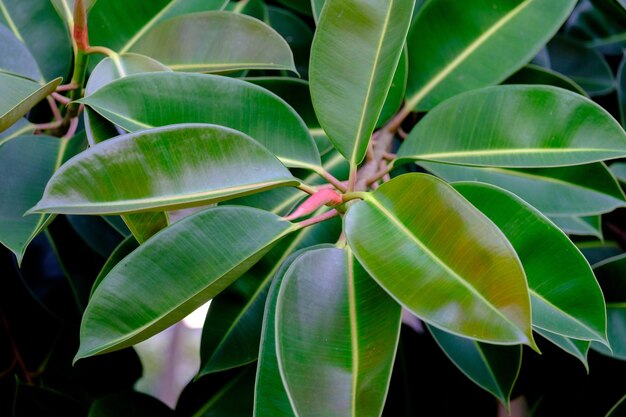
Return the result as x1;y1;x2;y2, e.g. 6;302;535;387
0;0;23;41
365;196;527;339
350;0;395;166
406;0;534;110
119;0;179;53
412;147;626;161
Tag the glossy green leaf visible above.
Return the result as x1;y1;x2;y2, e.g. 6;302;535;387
345;173;536;347
421;162;626;217
565;0;626;55
31;124;298;215
76;206;296;360
454;182;607;343
311;0;324;22
226;0;269;21
405;0;576;111
268;6;313;78
198;213;341;375
397;86;626;168
79;72;321;169
310;0;415;165
0;118;33;146
534;327;590;370
84;53;172;242
0;73;61;133
130;12;296;73
611;162;626;183
67;215;126;258
0;0;71;80
0;24;41;81
546;36;615;96
591;255;626;360
88;391;173;417
550;216;603;239
88;0;227;55
0;135;74;263
505;64;587;96
91;236;139;298
428;325;521;407
177;366;256;417
579;241;624;266
606;394;626;417
254;246;327;417
377;47;408;128
276;247;401;417
619;53;626;127
275;0;312;16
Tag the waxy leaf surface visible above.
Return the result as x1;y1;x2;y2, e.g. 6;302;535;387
30;124;298;215
76;206;295;360
276;247;401;417
345;173;535;346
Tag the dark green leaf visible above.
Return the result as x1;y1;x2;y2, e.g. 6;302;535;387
130;12;296;73
546;35;615;96
30;124;298;215
422;162;626;216
454;182;607;343
397;86;626;168
79;72;321;169
268;6;313;78
611;162;626;183
91;235;139;298
0;24;41;80
88;391;173;417
534;327;590;370
310;0;415;165
428;325;521;407
275;0;312;16
198;213;341;375
606;394;626;417
405;0;576;111
0;135;74;263
550;216;603;239
504;64;587;96
76;206;296;360
226;0;269;21
0;0;71;80
276;247;401;417
345;173;536;347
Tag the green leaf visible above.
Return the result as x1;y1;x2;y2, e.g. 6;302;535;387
421;162;626;217
76;206;296;360
0;135;76;263
198;212;341;376
534;327;590;370
0;118;33;147
0;0;71;80
611;162;626;183
275;0;312;16
226;0;269;21
0;73;61;133
546;35;615;96
276;247;401;417
616;54;626;126
130;11;296;73
0;24;41;80
310;0;415;165
30;124;298;215
268;6;313;78
578;241;624;266
91;235;139;298
88;391;173;417
345;173;536;347
405;0;576;111
504;64;587;96
311;0;324;22
88;0;228;55
428;325;521;407
254;246;327;417
591;254;626;360
454;182;607;344
377;46;408;128
606;394;626;417
397;86;626;168
79;72;321;169
550;216;603;239
84;53;172;243
67;215;126;258
566;0;626;55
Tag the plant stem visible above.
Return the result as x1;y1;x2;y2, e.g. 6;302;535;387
33;120;63;131
297;183;317;195
342;192;368;202
347;165;358;192
313;167;348;192
296;209;339;228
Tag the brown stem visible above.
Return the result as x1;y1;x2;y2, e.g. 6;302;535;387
46;96;62;121
63;117;79;139
51;92;71;105
315;168;348;192
33;120;63;131
56;83;79;92
73;0;89;51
